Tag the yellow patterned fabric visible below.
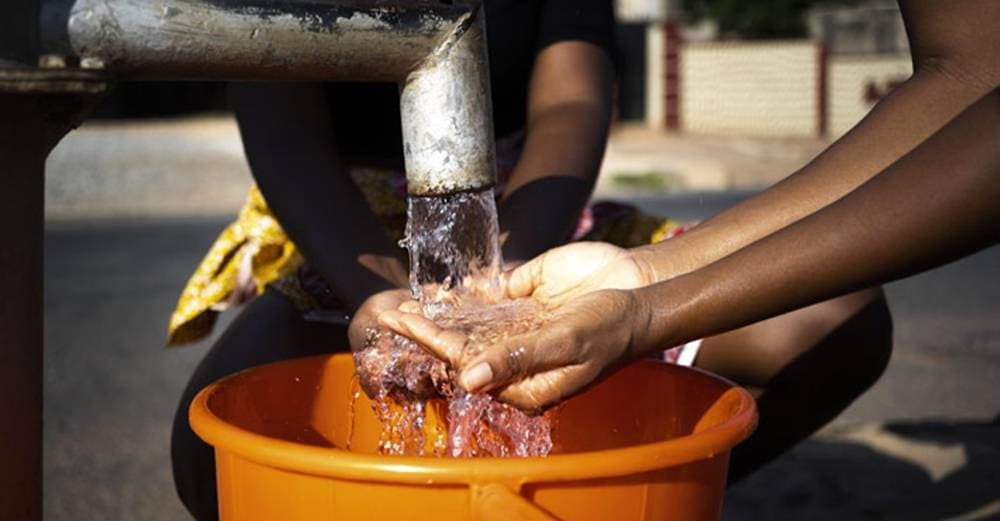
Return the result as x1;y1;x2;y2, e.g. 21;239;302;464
166;186;302;346
584;209;683;249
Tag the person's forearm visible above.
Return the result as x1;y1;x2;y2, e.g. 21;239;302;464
499;101;609;261
499;41;614;262
231;83;405;310
632;90;1000;356
634;1;1000;281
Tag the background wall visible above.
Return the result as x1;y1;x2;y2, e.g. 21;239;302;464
828;54;912;135
680;41;820;137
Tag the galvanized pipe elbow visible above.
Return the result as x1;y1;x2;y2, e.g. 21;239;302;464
399;8;495;196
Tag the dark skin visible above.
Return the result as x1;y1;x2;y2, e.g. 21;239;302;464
381;0;998;482
638;89;1000;353
229;81;407;304
500;40;616;260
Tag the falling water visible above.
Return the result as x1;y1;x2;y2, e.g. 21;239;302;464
401;190;504;312
353;188;552;457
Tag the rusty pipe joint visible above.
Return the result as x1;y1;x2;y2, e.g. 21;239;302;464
56;0;496;196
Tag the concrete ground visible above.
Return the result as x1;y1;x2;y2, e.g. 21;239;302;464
598;125;830;194
45;117;252;221
43;119;999;520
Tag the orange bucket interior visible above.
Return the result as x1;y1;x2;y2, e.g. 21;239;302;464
191;354;756;520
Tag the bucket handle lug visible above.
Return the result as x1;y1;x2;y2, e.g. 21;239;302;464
471;482;555;521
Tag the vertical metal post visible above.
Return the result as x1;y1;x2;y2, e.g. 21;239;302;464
0;68;106;521
0;92;45;521
0;3;43;514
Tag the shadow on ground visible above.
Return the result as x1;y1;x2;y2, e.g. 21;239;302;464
726;416;1000;521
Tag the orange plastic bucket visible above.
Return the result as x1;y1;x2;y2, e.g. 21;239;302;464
190;354;756;520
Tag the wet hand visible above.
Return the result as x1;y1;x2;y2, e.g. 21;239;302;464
379;288;647;411
504;242;653;306
348;289;412;352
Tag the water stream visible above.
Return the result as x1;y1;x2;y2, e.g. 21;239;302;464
353;189;553;457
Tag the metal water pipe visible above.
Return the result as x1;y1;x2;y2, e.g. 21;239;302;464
45;0;498;195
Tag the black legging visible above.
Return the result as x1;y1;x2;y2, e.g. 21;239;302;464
171;288;347;520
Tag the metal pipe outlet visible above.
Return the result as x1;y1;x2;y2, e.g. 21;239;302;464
49;0;497;195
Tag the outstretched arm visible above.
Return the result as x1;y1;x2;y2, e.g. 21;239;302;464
635;90;1000;353
231;83;407;305
230;83;410;350
382;89;1000;409
633;0;1000;280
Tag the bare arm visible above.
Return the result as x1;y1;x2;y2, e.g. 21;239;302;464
498;41;615;262
375;2;1000;408
230;83;406;311
634;0;1000;280
635;90;1000;354
381;89;1000;409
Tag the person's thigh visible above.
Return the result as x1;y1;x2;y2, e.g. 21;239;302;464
697;287;890;391
171;288;348;520
696;287;893;482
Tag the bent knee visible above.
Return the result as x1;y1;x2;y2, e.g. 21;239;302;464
845;292;894;391
171;374;220;520
724;287;893;390
804;289;893;398
764;287;892;366
171;409;219;520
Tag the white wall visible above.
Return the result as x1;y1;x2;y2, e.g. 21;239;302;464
680;41;820;137
615;0;669;22
828;54;912;136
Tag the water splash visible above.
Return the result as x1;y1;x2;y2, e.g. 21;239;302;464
353;292;553;458
400;190;504;313
353;188;552;458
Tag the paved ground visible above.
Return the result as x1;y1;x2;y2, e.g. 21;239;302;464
598;126;830;194
45;117;252;220
44;195;999;520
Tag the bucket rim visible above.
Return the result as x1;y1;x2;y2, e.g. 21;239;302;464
190;354;757;485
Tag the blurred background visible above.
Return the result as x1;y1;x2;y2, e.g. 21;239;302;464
44;0;999;519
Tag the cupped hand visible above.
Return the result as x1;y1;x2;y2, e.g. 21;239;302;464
348;288;412;352
379;288;648;411
504;242;653;305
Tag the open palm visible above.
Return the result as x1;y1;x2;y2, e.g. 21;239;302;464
379;287;644;410
505;242;652;306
